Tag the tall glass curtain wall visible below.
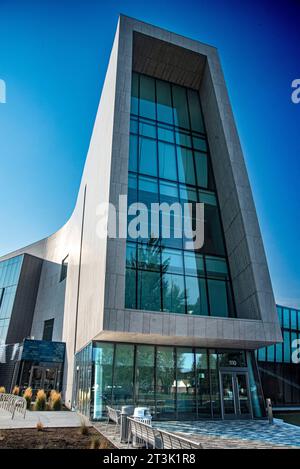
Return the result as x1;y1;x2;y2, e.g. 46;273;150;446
126;72;235;318
0;256;23;344
74;342;264;420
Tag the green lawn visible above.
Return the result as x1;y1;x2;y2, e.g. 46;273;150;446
275;413;300;427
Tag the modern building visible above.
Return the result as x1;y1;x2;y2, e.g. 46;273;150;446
0;254;65;393
258;305;300;408
0;16;283;420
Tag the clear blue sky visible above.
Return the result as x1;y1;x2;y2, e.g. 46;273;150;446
0;0;299;308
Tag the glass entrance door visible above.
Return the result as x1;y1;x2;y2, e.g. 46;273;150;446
29;366;59;392
220;371;252;418
29;366;43;391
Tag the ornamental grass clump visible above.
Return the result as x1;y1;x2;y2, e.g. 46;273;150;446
35;389;47;411
80;419;89;436
90;436;101;449
49;390;62;411
36;420;44;432
23;387;32;409
12;386;20;396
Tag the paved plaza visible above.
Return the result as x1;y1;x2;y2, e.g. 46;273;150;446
152;419;300;448
0;408;299;448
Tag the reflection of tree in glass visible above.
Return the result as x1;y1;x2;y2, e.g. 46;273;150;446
128;237;186;312
136;347;155;399
156;349;185;392
101;345;134;406
156;348;174;393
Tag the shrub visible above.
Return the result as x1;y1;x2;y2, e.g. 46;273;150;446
49;390;62;411
36;420;44;432
80;419;89;435
90;436;101;449
12;386;20;396
0;387;6;394
23;387;33;409
100;439;113;449
35;389;47;411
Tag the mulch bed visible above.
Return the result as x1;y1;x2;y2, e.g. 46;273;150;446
0;427;115;449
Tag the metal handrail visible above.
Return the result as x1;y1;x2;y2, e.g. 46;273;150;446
0;393;26;419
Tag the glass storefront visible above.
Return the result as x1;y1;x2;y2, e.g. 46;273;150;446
74;342;264;420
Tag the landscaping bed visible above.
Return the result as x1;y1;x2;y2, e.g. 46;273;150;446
0;427;115;449
275;412;300;427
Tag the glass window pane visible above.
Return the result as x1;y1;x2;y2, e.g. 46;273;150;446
129;134;138;172
201;198;225;256
42;319;54;341
92;343;114;419
209;351;221;417
139;119;156;138
156;80;173;124
159;180;179;203
126;242;137;268
138;270;161;311
158;124;174;143
184;252;204;276
179;184;197;202
112;344;134;407
195;350;211;417
138;176;158;206
257;348;266;361
139;75;156;119
283;308;290;328
131;72;139;115
194;151;208;188
199;190;217;205
138;137;157;177
207;279;229;317
291;332;298;362
162;273;186;313
156;347;176;418
177;147;195;185
135;345;155;412
205;256;228;279
158;141;177;181
138;242;161;271
187;89;204;133
283;331;291;363
161;248;183;274
127;175;138;242
276;306;283;326
275;342;283;362
193;136;207;151
177;348;196;417
185;276;208;315
267;345;275;362
291;310;297;330
175;131;192;148
125;268;136;309
172;85;189;129
130;117;138;134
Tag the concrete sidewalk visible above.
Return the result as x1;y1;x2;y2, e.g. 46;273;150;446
0;410;87;429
